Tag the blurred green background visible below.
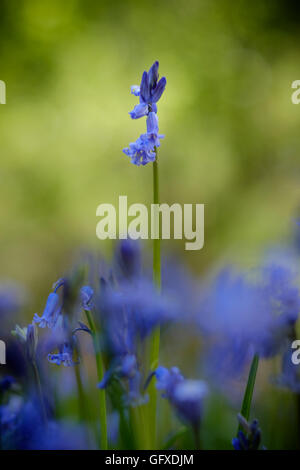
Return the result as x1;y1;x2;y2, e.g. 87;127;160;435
0;0;300;307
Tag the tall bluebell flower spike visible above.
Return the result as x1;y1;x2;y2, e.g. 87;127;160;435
123;61;166;166
232;413;264;450
129;61;166;119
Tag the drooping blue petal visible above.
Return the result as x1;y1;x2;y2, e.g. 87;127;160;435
139;70;150;102
129;102;148;119
146;112;159;134
148;61;159;91
151;77;166;103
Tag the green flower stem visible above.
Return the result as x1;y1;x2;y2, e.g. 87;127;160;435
32;361;48;425
238;353;259;434
74;362;87;421
148;148;161;448
84;309;108;450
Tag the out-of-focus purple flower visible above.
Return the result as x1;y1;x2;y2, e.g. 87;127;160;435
198;257;300;382
97;271;176;405
101;278;176;356
129;61;166;119
80;286;94;311
114;239;141;279
33;292;61;329
155;366;184;398
173;380;209;428
98;353;147;406
48;342;77;367
155;366;208;429
232;414;262;450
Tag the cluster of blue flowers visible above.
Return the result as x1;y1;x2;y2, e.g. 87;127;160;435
123;61;166;166
1;236;300;449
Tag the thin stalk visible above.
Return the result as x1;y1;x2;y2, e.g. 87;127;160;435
32;361;48;425
84;309;108;450
237;353;259;434
148;148;161;448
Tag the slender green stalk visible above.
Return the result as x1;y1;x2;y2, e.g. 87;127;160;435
238;353;259;434
84;309;108;450
152;149;161;289
32;361;48;425
74;362;87;421
148;148;161;448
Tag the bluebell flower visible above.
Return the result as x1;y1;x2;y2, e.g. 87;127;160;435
155;366;184;398
101;278;176;353
124;63;166;166
33;292;61;329
33;279;66;329
97;271;176;405
129;61;166;119
48;342;78;367
80;286;94;311
154;366;208;429
198;257;300;383
114;239;141;279
123;115;164;166
232;414;263;450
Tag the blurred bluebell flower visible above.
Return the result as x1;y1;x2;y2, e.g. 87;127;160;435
129;61;166;119
155;366;208;429
155;366;184;398
33;279;66;329
114;239;141;279
101;278;176;353
33;292;61;329
198;256;300;383
80;286;94;311
232;414;262;450
48;342;77;367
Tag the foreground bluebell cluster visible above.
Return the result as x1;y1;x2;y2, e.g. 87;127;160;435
1;235;300;449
